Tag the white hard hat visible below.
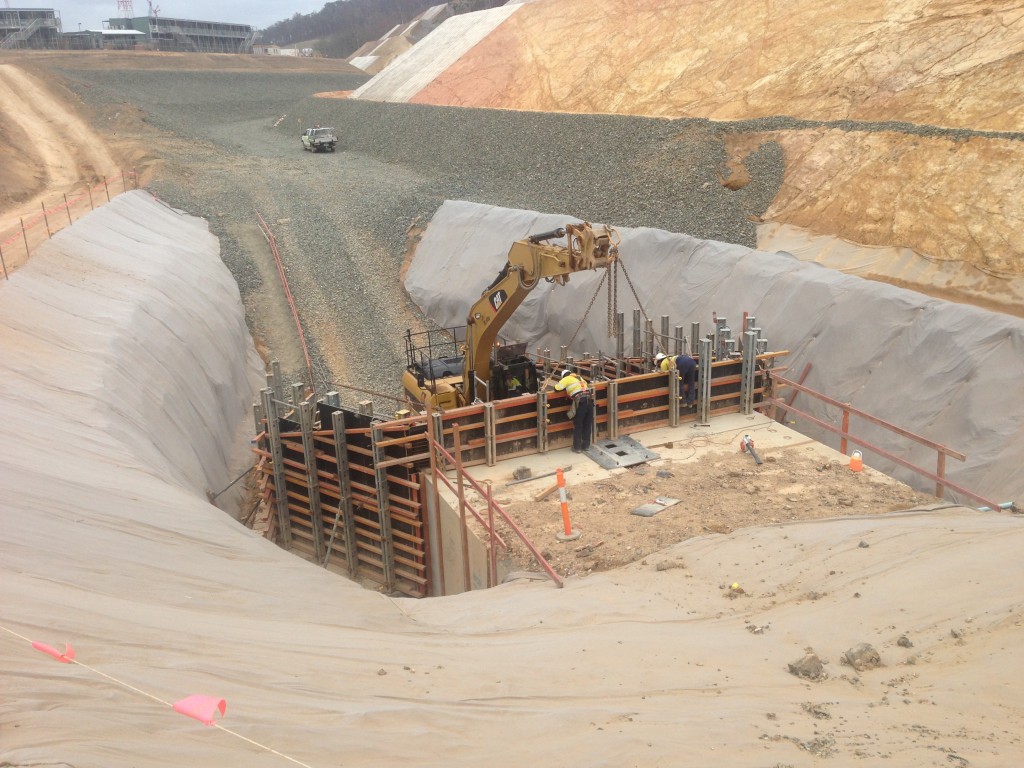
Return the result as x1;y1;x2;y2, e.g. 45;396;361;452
655;352;666;361
561;368;572;378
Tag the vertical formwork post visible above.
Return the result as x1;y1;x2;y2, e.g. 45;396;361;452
325;390;340;407
330;410;359;577
740;330;757;415
271;360;285;405
644;318;654;366
371;424;396;593
537;389;549;453
616;312;625;376
660;315;669;355
299;400;325;563
291;382;305;408
697;339;713;426
690;322;700;358
260;387;292;547
674;325;684;356
607;379;619;440
252;401;264;438
632;309;641;357
483;401;496;466
668;363;680;427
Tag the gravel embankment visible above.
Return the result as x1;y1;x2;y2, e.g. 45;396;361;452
59;66;783;411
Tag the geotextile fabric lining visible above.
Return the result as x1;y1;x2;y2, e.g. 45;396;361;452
407;200;1024;504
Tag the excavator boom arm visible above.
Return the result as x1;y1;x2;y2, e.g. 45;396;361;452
462;222;618;402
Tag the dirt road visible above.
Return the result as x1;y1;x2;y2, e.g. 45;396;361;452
0;62;124;272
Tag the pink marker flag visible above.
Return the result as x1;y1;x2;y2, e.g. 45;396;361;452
31;641;75;663
173;695;227;726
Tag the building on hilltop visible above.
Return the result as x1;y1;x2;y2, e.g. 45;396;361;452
105;14;257;53
0;8;63;49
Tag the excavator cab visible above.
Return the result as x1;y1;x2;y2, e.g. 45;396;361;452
489;341;539;399
403;326;466;410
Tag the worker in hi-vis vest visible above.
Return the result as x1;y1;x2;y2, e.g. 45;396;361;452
554;368;594;452
655;352;698;408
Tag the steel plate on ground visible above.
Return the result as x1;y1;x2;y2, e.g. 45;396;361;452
587;435;660;469
631;497;680;517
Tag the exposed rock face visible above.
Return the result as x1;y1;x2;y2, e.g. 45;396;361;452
399;0;1024;283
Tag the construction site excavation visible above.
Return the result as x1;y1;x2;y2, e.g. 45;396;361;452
3;2;1024;766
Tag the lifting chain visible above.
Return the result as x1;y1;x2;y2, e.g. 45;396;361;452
563;268;608;352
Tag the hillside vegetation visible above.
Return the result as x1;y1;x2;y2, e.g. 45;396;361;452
263;0;505;57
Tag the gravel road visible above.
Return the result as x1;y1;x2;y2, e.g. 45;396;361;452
57;66;784;411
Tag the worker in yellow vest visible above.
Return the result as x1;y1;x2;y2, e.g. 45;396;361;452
554;368;594;452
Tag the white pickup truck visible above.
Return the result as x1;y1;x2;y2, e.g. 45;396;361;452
301;127;338;153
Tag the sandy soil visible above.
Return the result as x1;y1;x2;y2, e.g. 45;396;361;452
458;418;928;580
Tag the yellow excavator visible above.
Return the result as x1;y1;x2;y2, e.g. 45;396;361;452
403;222;619;410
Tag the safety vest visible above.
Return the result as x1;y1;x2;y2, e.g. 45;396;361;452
557;373;588;398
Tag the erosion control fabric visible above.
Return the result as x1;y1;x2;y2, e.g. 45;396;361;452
406;200;1024;504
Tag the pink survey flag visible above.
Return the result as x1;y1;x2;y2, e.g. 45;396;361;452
31;641;75;663
173;695;227;725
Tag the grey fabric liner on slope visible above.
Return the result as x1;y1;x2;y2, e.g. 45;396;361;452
406;200;1024;504
0;191;265;509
